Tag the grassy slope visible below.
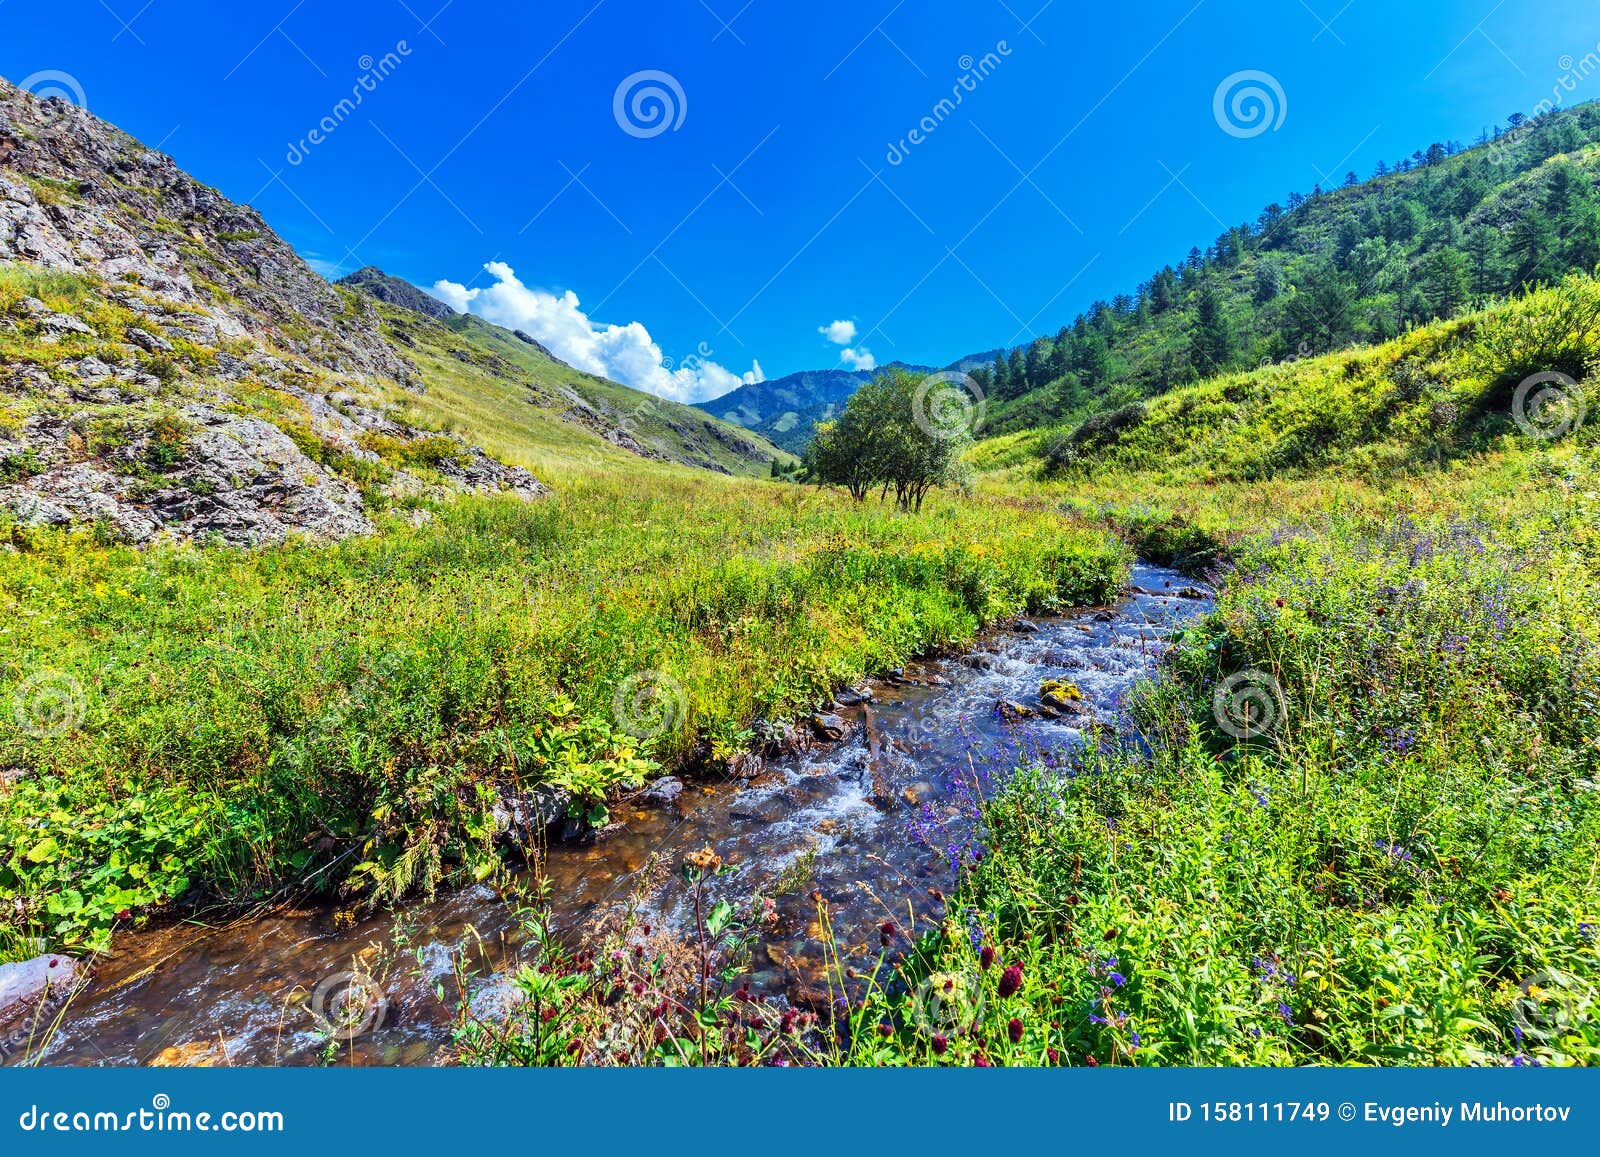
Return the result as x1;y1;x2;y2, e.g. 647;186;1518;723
361;297;792;479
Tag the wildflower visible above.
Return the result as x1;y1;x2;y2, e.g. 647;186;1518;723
780;1009;797;1034
876;1022;894;1039
1580;923;1595;944
879;920;898;946
998;964;1023;998
1278;1002;1294;1025
1008;1017;1024;1043
1103;928;1118;941
1085;1053;1099;1067
566;1039;582;1056
1108;971;1127;988
973;1053;992;1067
1046;1047;1060;1064
1130;1031;1142;1051
980;945;996;970
685;846;722;873
931;1033;949;1056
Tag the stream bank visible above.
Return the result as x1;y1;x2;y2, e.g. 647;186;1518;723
27;564;1210;1066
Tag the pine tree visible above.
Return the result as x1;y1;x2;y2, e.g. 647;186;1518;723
1189;282;1233;377
1510;213;1559;287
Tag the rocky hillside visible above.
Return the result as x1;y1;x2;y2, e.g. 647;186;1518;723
0;75;549;546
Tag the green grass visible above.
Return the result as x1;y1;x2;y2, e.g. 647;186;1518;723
837;488;1599;1066
0;469;1125;955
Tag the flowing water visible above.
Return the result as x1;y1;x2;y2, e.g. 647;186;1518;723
31;564;1209;1066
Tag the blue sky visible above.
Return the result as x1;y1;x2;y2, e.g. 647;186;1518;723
2;0;1597;400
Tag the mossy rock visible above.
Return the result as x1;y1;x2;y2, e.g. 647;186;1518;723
1040;678;1082;709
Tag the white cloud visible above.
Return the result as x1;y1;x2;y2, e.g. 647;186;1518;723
431;261;761;404
743;359;766;385
818;319;857;345
839;347;876;372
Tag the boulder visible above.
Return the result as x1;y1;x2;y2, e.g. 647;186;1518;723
490;784;575;848
809;713;850;742
637;777;684;806
0;955;85;1058
1040;678;1085;711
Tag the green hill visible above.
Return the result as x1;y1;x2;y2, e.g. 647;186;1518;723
345;276;792;479
966;101;1600;441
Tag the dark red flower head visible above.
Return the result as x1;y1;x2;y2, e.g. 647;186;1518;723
979;945;996;970
998;964;1023;998
931;1033;949;1056
1007;1017;1024;1043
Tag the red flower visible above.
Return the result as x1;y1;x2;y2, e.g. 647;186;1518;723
973;1053;992;1067
876;1022;894;1039
998;964;1023;998
931;1033;949;1056
1047;1047;1060;1064
1007;1017;1024;1043
979;945;996;970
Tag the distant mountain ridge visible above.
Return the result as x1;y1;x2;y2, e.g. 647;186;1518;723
696;361;933;453
337;265;456;322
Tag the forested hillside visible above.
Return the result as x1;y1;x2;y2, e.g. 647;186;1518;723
971;102;1600;436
